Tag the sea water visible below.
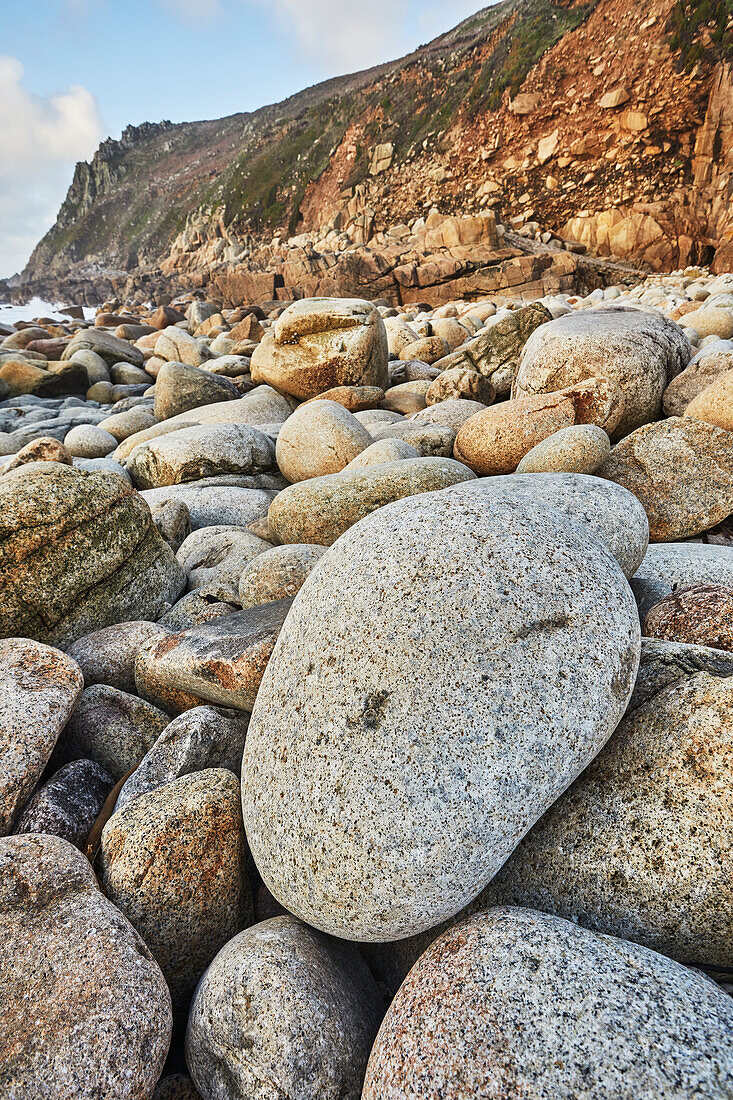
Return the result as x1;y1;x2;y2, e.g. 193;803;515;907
0;298;95;325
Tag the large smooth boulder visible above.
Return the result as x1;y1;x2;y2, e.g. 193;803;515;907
242;493;640;940
267;457;475;546
186;915;384;1100
434;302;552;397
154;327;210;368
153;360;238;421
135;600;293;713
0;639;83;835
632;542;733;617
127;423;276;489
275;400;371;483
476;672;733;968
0;834;171;1097
100;769;252;1013
516;423;610;474
362;908;733;1099
447;473;649;578
0;465;185;646
599;416;733;541
251;298;389;398
514;306;691;437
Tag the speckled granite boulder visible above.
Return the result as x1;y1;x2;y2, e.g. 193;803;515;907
176;525;270;602
514;306;691;437
643;584;733;651
516;424;610;474
0;465;186;646
275;400;372;483
128;423;276;489
116;705;249;809
242;493;640;940
62;326;145;367
153;360;237;421
362;907;733;1099
186;916;384;1100
139;484;274;530
100;769;252;1014
632;542;733;617
150;498;191;552
12;759;113;847
158;591;239;631
250;298;389;399
448;472;649;579
367;421;456;456
629;636;733;710
477;673;733;967
267;457;475;546
0;834;171;1097
0;639;83;835
67;620;169;694
238;543;327;607
136;600;292;714
54;684;170;779
599;417;733;541
343;438;420;468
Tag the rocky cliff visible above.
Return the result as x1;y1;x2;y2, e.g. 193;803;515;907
14;0;733;305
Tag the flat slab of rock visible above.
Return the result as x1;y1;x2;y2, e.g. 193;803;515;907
0;464;186;647
127;423;276;489
514;305;691;437
362;907;733;1099
599;416;733;540
0;639;83;835
186;915;384;1100
242;493;640;940
0;834;171;1097
136;599;293;713
268;457;475;545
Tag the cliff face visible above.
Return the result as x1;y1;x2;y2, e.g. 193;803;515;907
16;0;733;304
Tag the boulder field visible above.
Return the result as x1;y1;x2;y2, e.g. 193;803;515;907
1;274;733;1098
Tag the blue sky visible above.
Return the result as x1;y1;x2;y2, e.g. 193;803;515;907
0;0;485;277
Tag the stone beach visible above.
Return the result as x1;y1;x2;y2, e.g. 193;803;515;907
2;267;733;1099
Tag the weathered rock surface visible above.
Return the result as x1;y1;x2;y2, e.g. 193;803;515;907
238;543;327;607
362;907;733;1099
0;834;171;1098
12;759;113;848
242;493;639;940
153;360;237;421
632;542;733;617
251;298;388;398
435;303;552;397
177;524;270;601
684;368;733;430
186;915;384;1100
67;620;169;694
116;705;249;809
477;673;733;968
139;483;274;530
268;456;475;545
0;464;185;646
643;583;733;651
629;636;733;710
449;472;649;578
514;306;691;437
0;639;83;835
516;423;610;474
663;348;733;416
136;599;292;713
127;423;276;489
100;769;252;1013
54;684;170;780
600;416;733;540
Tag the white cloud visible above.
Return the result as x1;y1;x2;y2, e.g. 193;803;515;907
161;0;223;21
0;56;103;277
254;0;410;72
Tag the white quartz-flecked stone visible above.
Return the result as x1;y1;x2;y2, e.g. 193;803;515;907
632;541;733;617
362;907;733;1099
445;472;649;579
241;493;640;940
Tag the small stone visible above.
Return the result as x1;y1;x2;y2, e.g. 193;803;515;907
398;336;450;364
516;424;610;474
0;834;171;1098
425;367;495;406
12;759;113;848
632;542;733;617
155;327;211;369
643;584;733;651
344;438;420;468
238;543;327;607
150;498;191;551
0;639;83;835
54;683;170;779
63;424;118;457
176;524;271;602
100;769;252;1014
186;915;384;1100
411;398;489;432
275;400;371;483
368;420;456;456
4;437;73;471
139;484;274;530
304;384;384;412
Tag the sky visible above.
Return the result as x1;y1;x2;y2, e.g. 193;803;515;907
0;0;485;279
